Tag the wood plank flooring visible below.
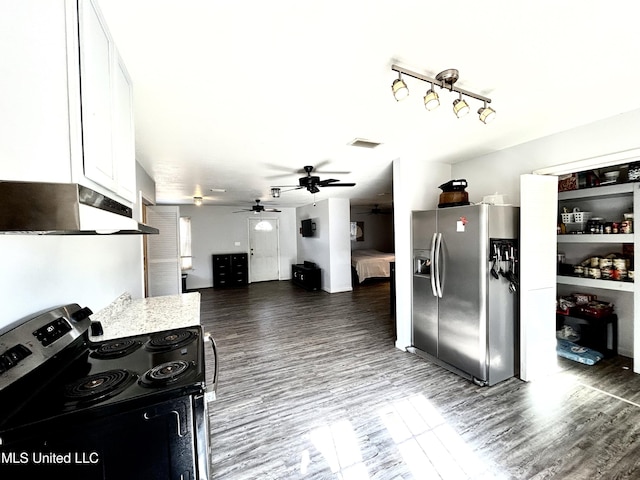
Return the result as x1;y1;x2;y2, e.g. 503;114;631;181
199;280;640;479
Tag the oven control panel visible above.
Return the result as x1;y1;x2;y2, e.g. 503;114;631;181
33;317;72;346
0;344;31;374
0;304;91;391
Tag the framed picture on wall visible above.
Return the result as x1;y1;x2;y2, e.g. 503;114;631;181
350;221;364;242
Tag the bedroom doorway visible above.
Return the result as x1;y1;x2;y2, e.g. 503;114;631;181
248;217;280;282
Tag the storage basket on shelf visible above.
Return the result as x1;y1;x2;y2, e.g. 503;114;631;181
573;211;592;223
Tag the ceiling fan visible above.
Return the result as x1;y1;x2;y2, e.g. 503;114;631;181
357;204;392;215
272;165;356;194
233;199;281;214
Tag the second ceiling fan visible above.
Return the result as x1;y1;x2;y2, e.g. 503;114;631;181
272;165;356;194
233;199;281;214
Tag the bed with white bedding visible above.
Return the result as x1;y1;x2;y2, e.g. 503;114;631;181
351;249;395;283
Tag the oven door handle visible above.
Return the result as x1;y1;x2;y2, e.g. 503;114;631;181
204;332;219;401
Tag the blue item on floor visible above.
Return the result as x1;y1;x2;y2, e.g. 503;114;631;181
556;338;603;365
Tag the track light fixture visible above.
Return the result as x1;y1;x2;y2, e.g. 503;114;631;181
271;187;281;198
423;82;440;111
391;72;409;101
391;64;495;123
193;196;203;206
453;92;470;118
478;101;496;124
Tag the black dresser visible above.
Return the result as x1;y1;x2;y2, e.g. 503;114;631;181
212;253;248;288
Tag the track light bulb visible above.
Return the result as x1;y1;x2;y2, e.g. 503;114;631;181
453;94;470;118
392;77;409;101
478;103;496;124
423;87;440;111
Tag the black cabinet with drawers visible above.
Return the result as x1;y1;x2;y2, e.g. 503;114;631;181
292;263;321;291
212;253;248;288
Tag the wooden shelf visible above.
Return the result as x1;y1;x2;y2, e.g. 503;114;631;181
557;275;634;292
557;234;634;243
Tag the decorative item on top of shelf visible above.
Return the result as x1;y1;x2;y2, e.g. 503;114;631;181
558;173;578;192
437;179;470;208
557;169;601;192
628;162;640;181
602;170;620;185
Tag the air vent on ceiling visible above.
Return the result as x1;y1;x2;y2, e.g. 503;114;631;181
349;138;381;149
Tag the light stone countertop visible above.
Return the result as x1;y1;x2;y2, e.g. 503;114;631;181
88;291;201;341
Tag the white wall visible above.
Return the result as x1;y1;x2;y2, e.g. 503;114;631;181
0;235;144;331
451;109;640;358
179;205;298;289
328;198;353;293
297;198;352;293
393;159;452;349
452;109;640;205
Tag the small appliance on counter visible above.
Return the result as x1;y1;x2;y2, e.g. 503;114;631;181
0;304;218;479
438;179;470;208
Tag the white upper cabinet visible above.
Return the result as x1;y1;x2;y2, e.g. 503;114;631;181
79;0;135;202
0;0;135;204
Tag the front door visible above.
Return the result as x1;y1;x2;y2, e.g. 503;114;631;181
248;218;280;282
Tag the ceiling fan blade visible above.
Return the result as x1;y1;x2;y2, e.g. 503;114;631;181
270;184;301;188
318;179;339;185
307;160;351;175
264;208;282;212
322;183;356;187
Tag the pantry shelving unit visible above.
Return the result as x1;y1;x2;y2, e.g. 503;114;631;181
556;182;638;357
557;182;636;291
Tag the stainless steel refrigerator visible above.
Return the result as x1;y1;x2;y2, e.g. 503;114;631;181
411;204;519;386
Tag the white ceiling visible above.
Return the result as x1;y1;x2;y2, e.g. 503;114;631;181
98;0;640;209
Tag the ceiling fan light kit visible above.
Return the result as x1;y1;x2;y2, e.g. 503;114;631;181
391;64;495;123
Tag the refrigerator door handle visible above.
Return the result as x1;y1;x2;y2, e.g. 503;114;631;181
435;233;443;298
430;233;438;296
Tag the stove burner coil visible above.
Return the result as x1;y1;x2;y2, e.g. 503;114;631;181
145;329;196;352
64;369;136;404
140;361;192;387
90;339;142;359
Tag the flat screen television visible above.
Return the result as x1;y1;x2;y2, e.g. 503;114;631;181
301;219;315;237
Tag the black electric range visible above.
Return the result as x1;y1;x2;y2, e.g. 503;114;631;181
0;303;218;479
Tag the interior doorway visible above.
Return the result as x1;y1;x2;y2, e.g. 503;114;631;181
248;217;280;282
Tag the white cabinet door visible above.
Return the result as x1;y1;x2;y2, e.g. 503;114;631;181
79;0;115;189
519;173;559;382
112;50;136;200
78;0;135;203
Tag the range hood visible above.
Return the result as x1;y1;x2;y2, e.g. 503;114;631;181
0;181;159;235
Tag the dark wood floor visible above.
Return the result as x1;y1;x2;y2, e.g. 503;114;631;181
199;280;640;479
